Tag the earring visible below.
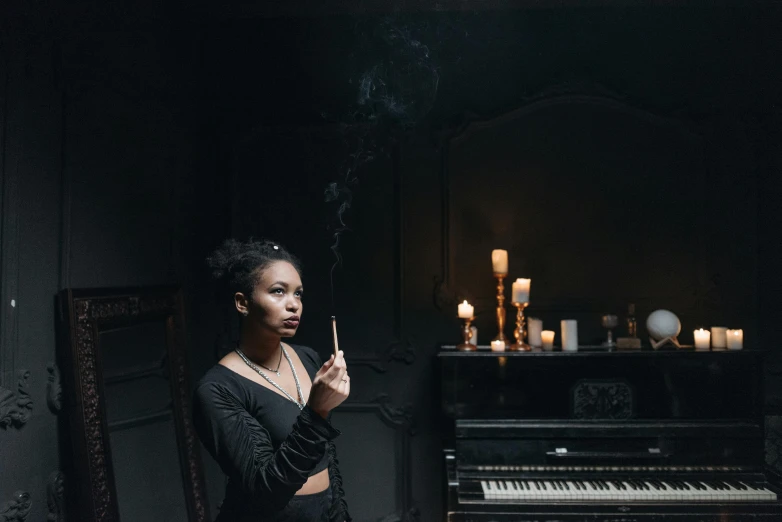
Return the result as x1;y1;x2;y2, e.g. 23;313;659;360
241;311;249;317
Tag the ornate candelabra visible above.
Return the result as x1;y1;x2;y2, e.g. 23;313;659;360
510;301;531;351
456;316;477;351
493;273;508;343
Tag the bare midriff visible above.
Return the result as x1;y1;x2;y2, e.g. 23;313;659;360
296;468;330;495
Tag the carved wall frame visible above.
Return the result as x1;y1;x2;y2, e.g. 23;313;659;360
337;394;417;522
56;286;209;522
0;52;34;431
434;83;707;312
232;125;415;373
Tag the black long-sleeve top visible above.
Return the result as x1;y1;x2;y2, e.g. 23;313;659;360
192;344;351;522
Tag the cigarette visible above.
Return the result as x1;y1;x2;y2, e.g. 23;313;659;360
331;316;339;356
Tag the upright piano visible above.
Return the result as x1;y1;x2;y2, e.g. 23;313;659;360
439;348;782;521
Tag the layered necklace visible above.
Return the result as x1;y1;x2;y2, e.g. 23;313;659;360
236;344;305;410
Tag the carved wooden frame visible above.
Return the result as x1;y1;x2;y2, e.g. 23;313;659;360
56;286;209;522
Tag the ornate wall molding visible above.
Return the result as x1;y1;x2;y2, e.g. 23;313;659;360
434;83;708;311
46;471;66;522
0;491;31;522
0;54;22;395
0;370;33;429
340;395;417;521
46;363;62;414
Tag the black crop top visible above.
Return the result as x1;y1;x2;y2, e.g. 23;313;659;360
192;344;351;521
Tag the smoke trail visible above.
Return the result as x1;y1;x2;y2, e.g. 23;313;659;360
325;17;441;309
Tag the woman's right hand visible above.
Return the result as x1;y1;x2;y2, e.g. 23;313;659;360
308;350;350;419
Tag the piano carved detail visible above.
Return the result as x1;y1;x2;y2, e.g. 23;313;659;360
572;380;633;420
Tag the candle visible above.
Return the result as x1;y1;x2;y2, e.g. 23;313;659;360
528;317;543;347
491;249;508;275
490;340;505;352
693;328;710;350
469;326;478;345
511;278;531;304
561;320;578;351
541;330;555;350
457;300;474;319
726;329;743;350
710;327;727;350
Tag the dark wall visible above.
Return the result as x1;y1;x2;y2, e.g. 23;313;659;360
0;5;229;520
1;2;781;522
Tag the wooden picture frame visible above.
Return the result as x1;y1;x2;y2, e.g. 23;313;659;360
56;286;209;522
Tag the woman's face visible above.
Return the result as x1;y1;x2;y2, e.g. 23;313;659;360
237;260;303;337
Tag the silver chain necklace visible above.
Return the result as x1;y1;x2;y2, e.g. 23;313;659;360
236;345;305;410
255;347;282;376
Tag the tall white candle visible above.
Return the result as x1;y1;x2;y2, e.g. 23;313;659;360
541;330;555;350
694;329;710;350
528;317;543;347
491;249;508;275
457;300;474;319
490;340;505;352
710;327;727;349
561;320;578;351
726;329;743;350
511;278;531;303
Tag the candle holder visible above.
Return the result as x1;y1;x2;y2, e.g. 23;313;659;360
493;273;508;343
510;302;531;351
457;317;477;351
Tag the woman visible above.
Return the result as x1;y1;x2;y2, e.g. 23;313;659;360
193;238;352;522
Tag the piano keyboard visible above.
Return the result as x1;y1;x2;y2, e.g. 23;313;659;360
479;479;778;502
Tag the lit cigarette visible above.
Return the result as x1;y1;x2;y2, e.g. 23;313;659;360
331;316;339;356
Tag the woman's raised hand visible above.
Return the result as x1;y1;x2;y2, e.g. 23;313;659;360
308;350;350;419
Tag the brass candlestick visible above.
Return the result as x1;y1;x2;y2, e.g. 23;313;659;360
457;317;477;351
510;301;531;351
493;273;508;343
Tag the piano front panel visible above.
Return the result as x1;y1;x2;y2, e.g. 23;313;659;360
440;351;781;520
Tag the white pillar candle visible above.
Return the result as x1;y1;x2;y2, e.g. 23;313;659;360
694;328;710;350
491;249;508;275
541;330;555;350
457;300;474;319
490;339;505;352
528;317;543;347
469;326;478;345
726;329;743;350
511;278;531;303
561;320;578;351
710;327;727;349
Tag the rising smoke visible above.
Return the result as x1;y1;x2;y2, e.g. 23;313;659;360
325;17;441;306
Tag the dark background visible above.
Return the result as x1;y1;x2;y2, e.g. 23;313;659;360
2;1;781;521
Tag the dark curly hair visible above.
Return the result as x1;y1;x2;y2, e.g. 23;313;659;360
206;238;302;298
